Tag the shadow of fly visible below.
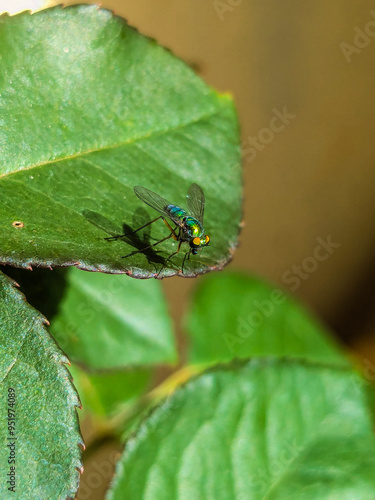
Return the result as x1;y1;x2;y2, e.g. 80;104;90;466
105;183;210;276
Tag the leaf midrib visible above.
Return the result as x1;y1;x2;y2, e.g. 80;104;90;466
0;105;221;179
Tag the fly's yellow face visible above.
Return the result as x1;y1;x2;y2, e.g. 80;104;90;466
190;235;210;254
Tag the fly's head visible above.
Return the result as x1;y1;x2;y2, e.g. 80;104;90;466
189;235;210;255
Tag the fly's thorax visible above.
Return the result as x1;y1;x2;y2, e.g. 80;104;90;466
184;217;204;239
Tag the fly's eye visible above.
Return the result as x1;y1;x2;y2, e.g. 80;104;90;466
192;237;201;246
205;236;210;245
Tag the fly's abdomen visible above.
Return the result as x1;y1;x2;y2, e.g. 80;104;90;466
166;204;187;220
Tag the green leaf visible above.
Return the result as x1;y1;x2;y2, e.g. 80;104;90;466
0;271;82;499
107;359;375;500
69;363;151;420
186;271;346;365
0;5;241;278
265;435;375;500
50;268;176;369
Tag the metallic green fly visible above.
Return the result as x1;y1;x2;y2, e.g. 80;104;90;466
105;183;210;274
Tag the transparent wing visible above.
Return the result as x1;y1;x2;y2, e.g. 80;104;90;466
186;183;205;223
134;186;177;221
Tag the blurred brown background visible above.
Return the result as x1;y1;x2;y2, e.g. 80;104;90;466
39;0;375;347
5;1;375;497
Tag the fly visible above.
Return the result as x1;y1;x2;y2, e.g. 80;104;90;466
105;183;210;275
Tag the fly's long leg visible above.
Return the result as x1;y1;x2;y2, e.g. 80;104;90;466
157;240;182;278
181;250;191;274
122;233;173;258
105;216;163;240
162;219;179;240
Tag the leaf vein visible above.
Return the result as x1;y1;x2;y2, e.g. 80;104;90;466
0;108;222;179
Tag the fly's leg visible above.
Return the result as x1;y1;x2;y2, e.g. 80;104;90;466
157;239;182;278
122;233;173;258
147;221;179;242
163;219;179;240
181;250;191;274
105;216;163;240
